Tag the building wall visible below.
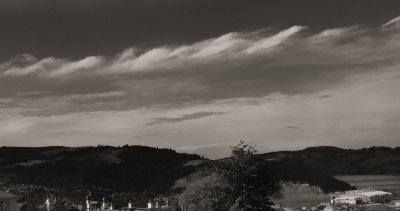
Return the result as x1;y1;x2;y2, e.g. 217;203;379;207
335;198;358;204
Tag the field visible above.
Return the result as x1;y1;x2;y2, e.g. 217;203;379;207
273;182;330;210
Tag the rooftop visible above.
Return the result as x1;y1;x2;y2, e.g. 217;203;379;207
344;189;392;197
358;191;392;197
335;194;364;200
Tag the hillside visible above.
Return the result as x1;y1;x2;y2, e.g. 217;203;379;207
264;146;400;175
267;159;353;192
0;145;202;206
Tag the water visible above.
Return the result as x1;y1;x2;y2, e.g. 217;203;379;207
334;175;400;193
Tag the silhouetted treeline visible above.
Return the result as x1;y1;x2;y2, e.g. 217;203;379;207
1;145;202;195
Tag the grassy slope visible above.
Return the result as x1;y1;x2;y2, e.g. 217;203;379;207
273;182;330;210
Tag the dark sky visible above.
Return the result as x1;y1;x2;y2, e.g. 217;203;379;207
1;0;399;61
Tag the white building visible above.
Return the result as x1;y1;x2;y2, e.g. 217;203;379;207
390;200;400;206
334;189;392;204
0;191;21;211
334;194;364;204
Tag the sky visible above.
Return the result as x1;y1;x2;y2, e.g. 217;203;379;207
1;0;400;159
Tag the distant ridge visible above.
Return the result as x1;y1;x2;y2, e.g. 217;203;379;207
302;146;344;152
264;146;400;175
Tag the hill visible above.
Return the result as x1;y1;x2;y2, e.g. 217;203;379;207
264;146;400;175
267;158;353;192
0;145;202;207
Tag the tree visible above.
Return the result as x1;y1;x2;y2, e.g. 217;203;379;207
24;188;47;208
49;190;75;211
209;141;279;211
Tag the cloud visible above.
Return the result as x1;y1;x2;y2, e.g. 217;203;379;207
63;91;125;100
381;16;400;30
146;111;226;126
351;127;382;132
0;18;399;117
244;26;306;54
3;57;63;76
0;26;307;77
0;65;400;158
382;118;399;123
132;132;160;140
317;94;334;99
286;126;301;129
49;56;104;76
2;56;103;76
0;17;400;158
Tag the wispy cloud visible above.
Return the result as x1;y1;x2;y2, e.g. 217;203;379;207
0;26;307;77
2;56;103;76
146;111;226;126
286;126;301;129
317;94;334;99
381;16;400;30
0;18;399;117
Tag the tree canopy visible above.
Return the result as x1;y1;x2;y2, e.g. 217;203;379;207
210;141;279;211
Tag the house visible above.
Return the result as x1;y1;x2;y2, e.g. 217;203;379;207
334;194;364;205
151;197;178;209
0;191;21;211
